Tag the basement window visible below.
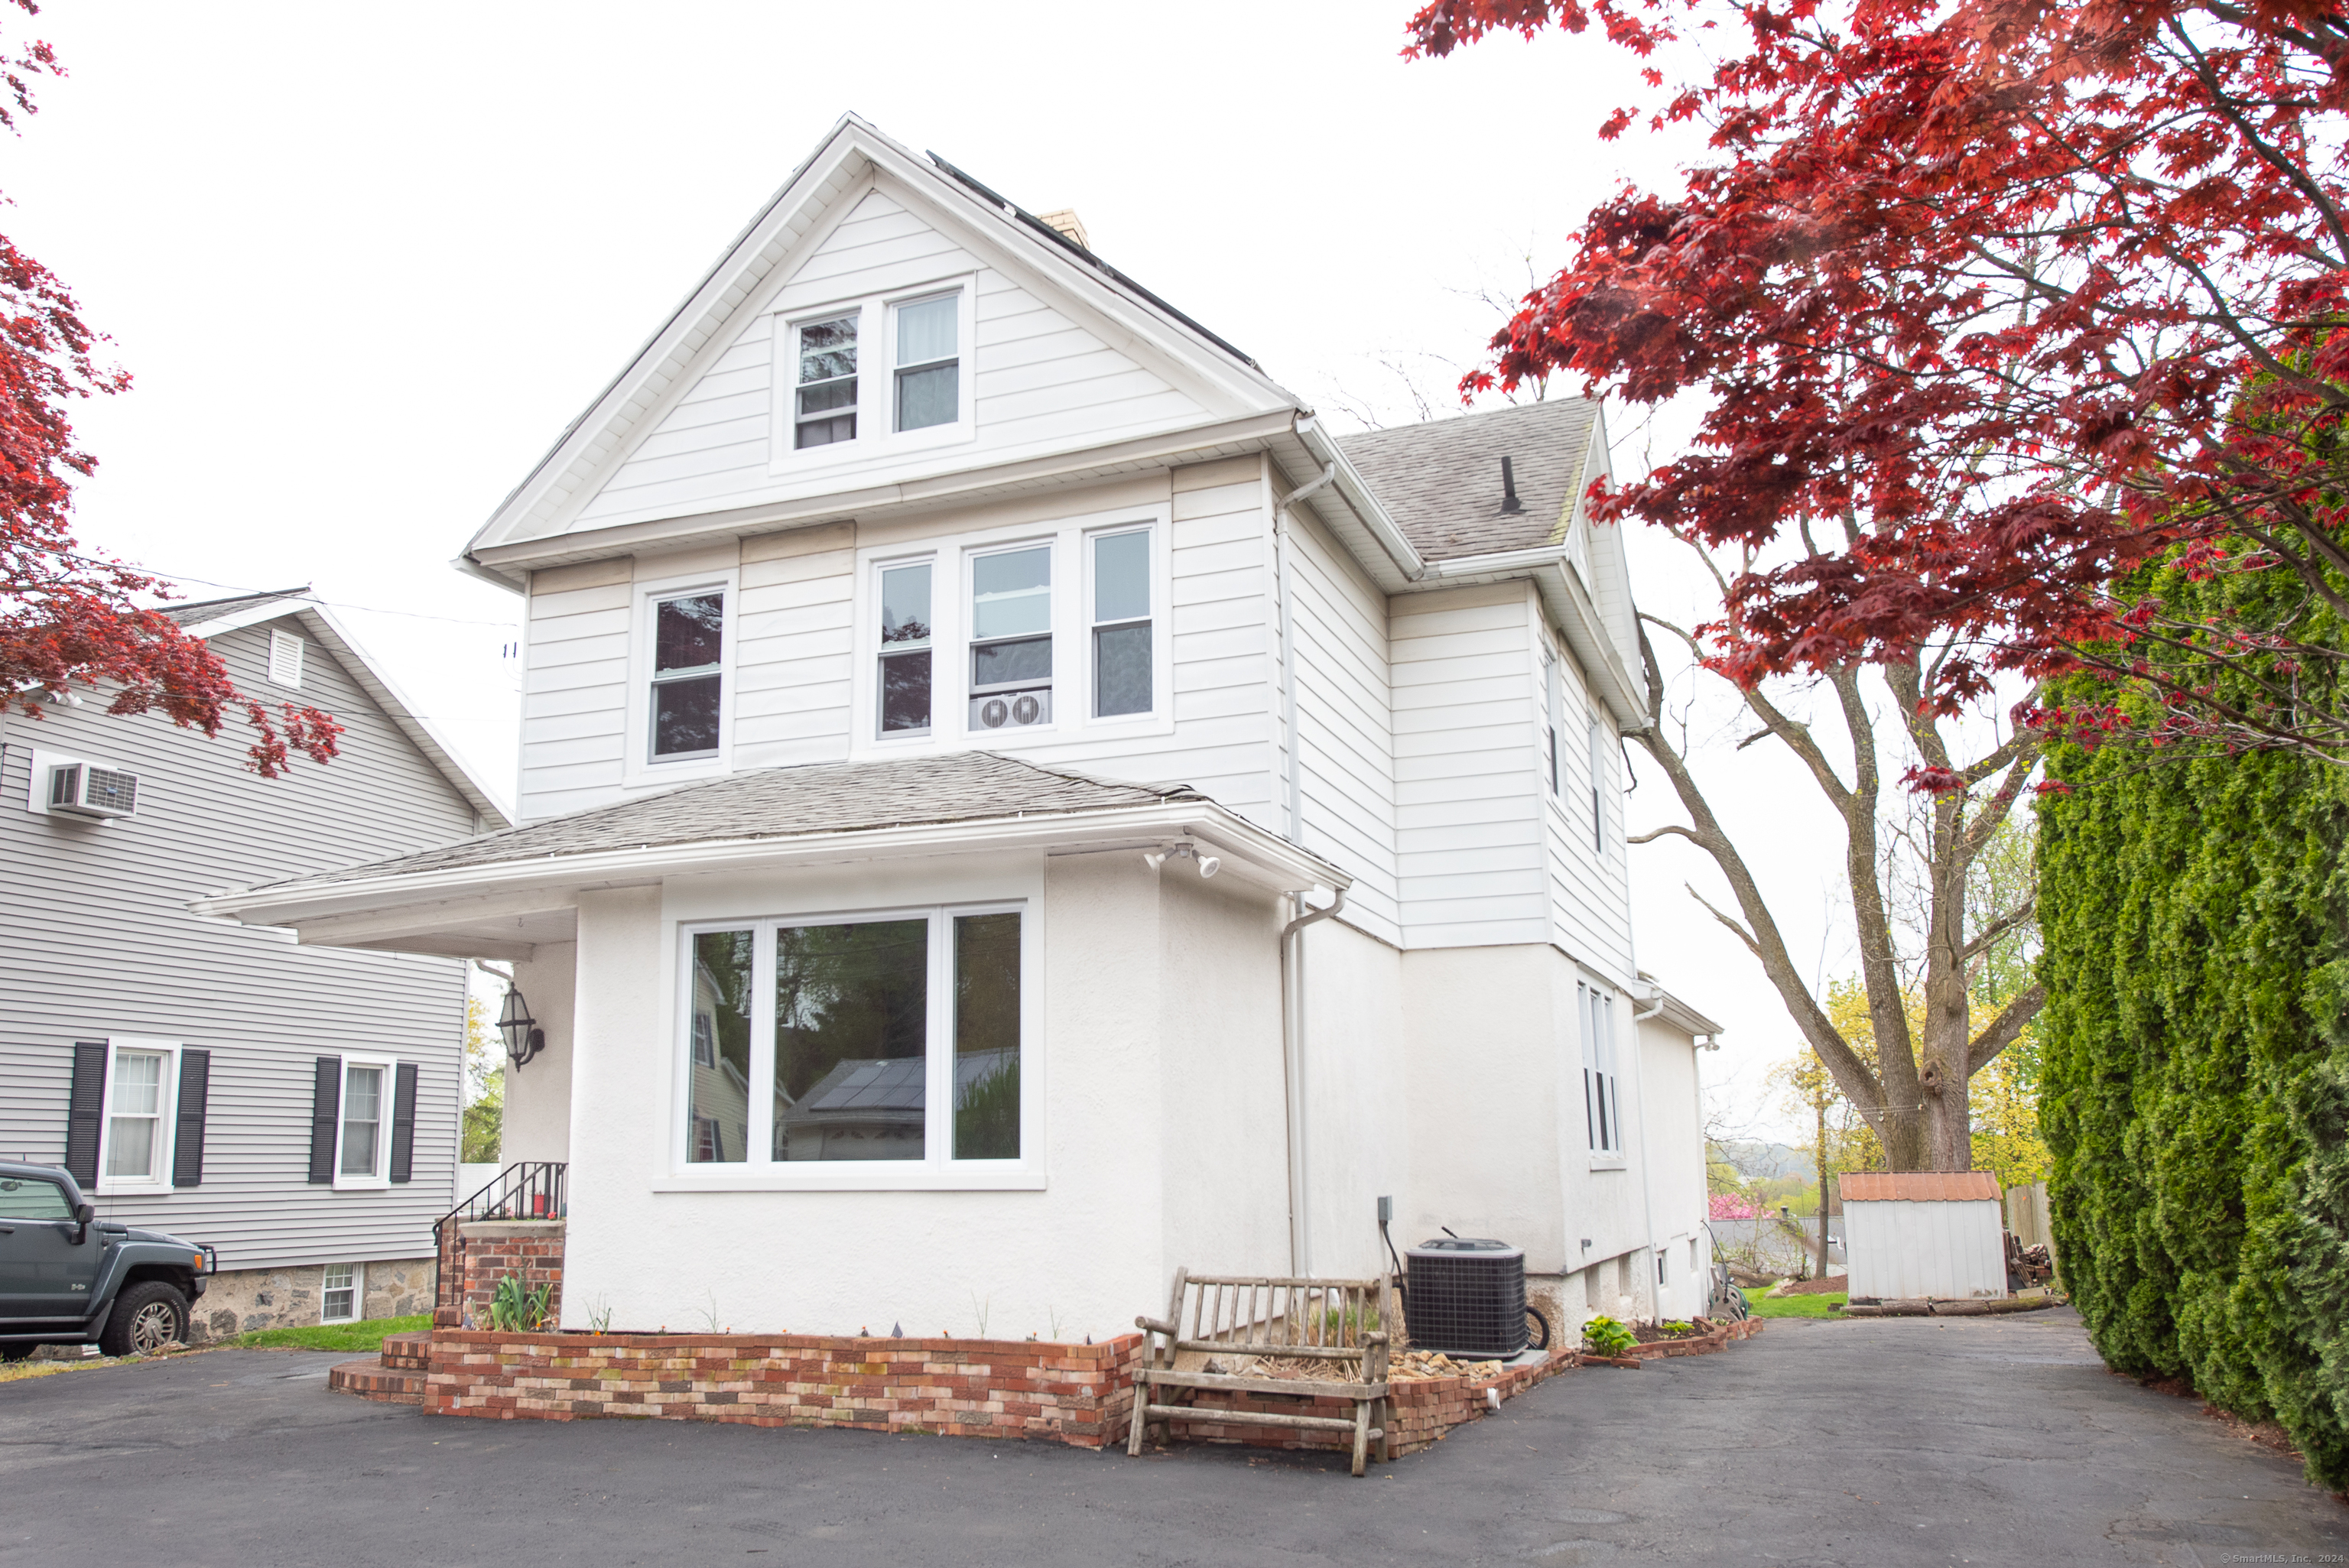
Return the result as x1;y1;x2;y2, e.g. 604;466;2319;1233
322;1263;359;1324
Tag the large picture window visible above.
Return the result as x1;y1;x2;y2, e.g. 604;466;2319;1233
677;904;1028;1180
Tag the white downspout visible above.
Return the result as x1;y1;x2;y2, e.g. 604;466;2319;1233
1275;459;1338;843
1281;884;1347;1276
1631;988;1665;1317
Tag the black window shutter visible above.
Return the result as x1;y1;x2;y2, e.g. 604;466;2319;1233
64;1042;108;1184
171;1049;210;1188
388;1063;419;1185
308;1057;342;1184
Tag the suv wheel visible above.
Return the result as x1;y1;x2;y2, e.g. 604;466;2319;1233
100;1281;188;1357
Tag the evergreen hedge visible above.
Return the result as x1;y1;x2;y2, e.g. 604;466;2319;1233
2038;568;2349;1491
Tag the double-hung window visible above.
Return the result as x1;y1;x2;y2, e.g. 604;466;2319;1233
650;591;725;761
969;546;1053;729
337;1057;392;1185
794;315;859;448
681;904;1028;1181
322;1263;359;1323
1090;528;1152;718
1582;983;1623;1158
1588;719;1609;853
893;294;959;433
878;562;934;735
1542;647;1563;796
105;1047;171;1186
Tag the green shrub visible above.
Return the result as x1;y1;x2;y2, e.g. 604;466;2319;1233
2038;557;2349;1490
1582;1315;1636;1357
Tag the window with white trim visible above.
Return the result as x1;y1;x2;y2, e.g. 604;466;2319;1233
1090;528;1152;718
1588;718;1609;853
893;294;959;433
794;314;858;448
968;546;1052;731
103;1045;172;1186
336;1057;392;1185
649;590;726;761
878;560;934;735
1581;983;1622;1157
680;905;1027;1178
1541;646;1562;796
321;1263;359;1324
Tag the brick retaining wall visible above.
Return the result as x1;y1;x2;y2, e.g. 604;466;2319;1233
424;1329;1146;1446
436;1222;564;1330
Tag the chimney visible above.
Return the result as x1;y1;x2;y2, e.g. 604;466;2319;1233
1037;209;1090;250
1499;456;1525;515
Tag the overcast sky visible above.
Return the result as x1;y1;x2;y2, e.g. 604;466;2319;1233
11;0;1885;1140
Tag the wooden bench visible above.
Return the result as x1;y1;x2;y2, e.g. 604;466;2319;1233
1128;1268;1395;1475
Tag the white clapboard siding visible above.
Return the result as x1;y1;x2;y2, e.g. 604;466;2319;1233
518;569;632;822
733;523;857;768
1391;586;1548;948
0;619;476;1272
1284;508;1399;944
1542;643;1636;979
568;187;1210;534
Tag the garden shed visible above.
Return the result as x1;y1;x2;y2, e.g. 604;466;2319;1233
1840;1172;2007;1300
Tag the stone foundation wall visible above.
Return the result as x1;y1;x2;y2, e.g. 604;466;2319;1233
189;1257;436;1343
424;1329;1145;1446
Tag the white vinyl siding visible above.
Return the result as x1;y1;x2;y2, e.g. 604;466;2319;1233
0;616;471;1269
517;561;632;822
1390;584;1548;949
567;187;1209;535
1542;634;1636;980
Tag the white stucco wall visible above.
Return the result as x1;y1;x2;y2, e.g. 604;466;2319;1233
551;849;1295;1339
1635;1014;1711;1321
500;940;576;1164
1297;917;1410;1277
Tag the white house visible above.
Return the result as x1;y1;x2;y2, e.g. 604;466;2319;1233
199;115;1721;1343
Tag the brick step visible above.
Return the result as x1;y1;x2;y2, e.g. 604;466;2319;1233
379;1331;432;1372
329;1358;424;1405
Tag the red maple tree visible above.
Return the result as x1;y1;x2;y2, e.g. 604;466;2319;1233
1408;0;2349;770
0;2;336;774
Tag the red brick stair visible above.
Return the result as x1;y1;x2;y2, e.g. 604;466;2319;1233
327;1331;432;1405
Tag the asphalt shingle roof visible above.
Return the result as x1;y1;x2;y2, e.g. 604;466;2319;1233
254;752;1203;890
1337;400;1600;562
154;587;311;627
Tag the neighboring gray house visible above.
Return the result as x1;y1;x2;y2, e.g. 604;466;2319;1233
0;589;508;1339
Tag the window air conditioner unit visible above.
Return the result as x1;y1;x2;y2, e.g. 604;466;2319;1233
969;687;1052;731
48;761;140;820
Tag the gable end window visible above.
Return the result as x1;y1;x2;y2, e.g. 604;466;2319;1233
651;591;725;760
893;295;959;433
794;315;858;448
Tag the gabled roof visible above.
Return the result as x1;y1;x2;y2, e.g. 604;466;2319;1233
164;588;512;828
463;113;1300;571
1338;401;1601;562
239;752;1200;891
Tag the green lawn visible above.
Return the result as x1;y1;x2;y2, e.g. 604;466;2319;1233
1743;1291;1850;1320
232;1313;430;1352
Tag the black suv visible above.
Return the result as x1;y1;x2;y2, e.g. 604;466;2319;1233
0;1160;211;1360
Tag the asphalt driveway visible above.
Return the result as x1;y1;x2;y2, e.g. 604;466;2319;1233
2;1308;2340;1566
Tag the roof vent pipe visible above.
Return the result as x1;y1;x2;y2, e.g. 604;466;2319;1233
1499;456;1525;515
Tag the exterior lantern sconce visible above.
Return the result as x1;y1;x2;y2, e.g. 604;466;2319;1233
498;986;545;1070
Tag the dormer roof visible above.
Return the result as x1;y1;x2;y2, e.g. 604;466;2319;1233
1338;400;1600;562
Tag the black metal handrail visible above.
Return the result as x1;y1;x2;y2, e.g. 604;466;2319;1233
433;1161;567;1313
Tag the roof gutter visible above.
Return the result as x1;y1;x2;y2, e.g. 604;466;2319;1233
1290;414;1427;584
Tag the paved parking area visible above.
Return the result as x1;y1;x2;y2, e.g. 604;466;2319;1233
2;1308;2341;1565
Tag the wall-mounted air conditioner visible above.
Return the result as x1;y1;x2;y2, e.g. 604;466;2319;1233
969;687;1052;731
47;761;140;820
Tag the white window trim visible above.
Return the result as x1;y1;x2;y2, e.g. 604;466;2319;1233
621;566;739;790
320;1261;362;1324
1581;982;1626;1167
93;1036;180;1196
766;275;978;476
663;900;1042;1192
333;1054;396;1191
850;505;1174;758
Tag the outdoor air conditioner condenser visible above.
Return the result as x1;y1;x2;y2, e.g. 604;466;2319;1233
47;761;140;820
1402;1235;1529;1359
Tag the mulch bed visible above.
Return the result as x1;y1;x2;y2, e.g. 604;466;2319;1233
1772;1274;1849;1297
